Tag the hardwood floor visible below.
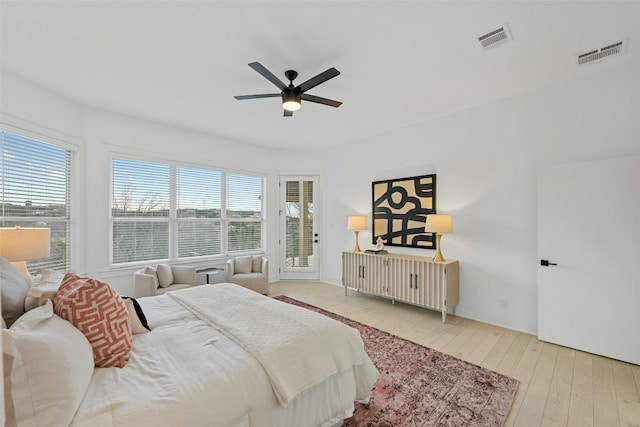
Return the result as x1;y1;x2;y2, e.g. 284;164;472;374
269;281;640;427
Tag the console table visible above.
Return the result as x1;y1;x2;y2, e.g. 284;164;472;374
342;251;459;322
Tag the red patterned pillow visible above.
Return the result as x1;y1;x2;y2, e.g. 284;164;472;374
54;273;132;368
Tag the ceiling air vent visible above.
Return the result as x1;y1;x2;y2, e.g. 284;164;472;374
577;39;627;67
477;24;513;50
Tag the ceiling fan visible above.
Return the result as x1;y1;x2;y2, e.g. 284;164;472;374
234;62;342;116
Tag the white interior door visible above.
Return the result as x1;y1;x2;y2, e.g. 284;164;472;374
538;156;640;365
279;175;319;280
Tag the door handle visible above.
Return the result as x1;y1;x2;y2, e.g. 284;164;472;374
540;259;557;267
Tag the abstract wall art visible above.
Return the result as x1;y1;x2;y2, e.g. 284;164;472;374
372;174;436;249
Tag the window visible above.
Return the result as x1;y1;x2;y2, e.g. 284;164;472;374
0;131;74;273
227;173;263;252
110;156;264;266
177;166;221;258
111;158;170;264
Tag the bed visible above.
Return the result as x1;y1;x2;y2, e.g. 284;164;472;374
2;262;379;427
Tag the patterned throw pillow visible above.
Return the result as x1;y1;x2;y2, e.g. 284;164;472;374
54;273;132;368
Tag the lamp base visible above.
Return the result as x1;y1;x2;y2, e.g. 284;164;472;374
353;230;362;253
432;250;445;262
432;232;445;262
10;261;34;286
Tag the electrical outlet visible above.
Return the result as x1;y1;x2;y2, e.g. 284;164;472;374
499;299;508;309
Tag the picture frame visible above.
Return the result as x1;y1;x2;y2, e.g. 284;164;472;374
372;174;436;249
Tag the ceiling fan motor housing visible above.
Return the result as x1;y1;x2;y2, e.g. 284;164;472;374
282;87;301;102
285;70;298;82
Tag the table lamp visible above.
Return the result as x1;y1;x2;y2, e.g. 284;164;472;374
347;216;367;253
425;214;453;262
0;225;51;285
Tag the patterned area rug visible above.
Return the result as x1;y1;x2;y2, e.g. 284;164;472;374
275;296;519;427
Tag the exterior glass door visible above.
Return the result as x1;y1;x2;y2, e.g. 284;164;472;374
279;175;319;280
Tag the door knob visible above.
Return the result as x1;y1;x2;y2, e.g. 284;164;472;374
540;259;557;266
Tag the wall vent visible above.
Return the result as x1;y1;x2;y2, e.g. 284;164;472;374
577;39;627;66
478;24;513;50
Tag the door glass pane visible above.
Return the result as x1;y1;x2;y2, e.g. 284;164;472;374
285;180;314;267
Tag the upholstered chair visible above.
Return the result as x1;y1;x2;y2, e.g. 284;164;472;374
134;264;197;298
226;255;269;295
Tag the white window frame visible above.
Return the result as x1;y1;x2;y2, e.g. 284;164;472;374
109;154;265;267
0;123;79;273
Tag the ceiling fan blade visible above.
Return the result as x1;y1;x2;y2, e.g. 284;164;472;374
301;94;342;108
296;67;340;93
234;93;281;100
248;62;287;90
284;109;293;117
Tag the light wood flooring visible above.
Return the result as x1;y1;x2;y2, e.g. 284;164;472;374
269;281;640;427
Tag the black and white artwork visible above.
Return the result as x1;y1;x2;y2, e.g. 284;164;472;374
372;174;436;249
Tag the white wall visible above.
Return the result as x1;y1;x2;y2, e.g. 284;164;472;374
320;61;640;334
0;69;84;138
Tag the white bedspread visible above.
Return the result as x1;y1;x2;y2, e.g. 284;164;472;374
168;284;369;406
70;284;379;427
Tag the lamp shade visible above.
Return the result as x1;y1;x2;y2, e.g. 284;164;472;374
347;216;367;231
425;214;453;233
0;226;51;261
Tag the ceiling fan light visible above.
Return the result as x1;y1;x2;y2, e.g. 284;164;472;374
283;100;301;111
282;90;301;111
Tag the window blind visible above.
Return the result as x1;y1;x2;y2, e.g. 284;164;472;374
111;158;170;263
227;173;263;252
111;158;170;217
0;131;73;272
177;166;221;257
284;180;314;267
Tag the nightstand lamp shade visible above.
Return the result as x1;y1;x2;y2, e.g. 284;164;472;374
0;226;51;285
425;214;453;262
347;215;367;253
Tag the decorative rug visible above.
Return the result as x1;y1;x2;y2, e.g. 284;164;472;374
275;296;519;427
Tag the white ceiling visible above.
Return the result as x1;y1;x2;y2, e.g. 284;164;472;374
1;1;638;150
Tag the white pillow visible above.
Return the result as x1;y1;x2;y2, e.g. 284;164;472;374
124;298;150;334
25;268;66;311
143;266;159;289
3;300;94;427
156;264;174;287
252;256;263;273
235;256;253;274
0;257;29;327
